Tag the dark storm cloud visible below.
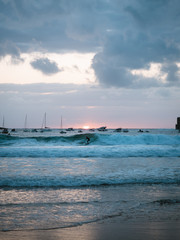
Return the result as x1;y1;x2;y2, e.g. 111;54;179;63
0;0;180;87
92;0;180;87
0;0;103;53
0;40;22;62
162;63;180;84
30;58;61;75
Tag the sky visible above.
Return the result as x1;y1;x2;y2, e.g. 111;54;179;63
0;0;180;129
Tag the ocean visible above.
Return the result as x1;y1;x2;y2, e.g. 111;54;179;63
0;128;180;232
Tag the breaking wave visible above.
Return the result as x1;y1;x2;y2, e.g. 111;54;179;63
1;175;179;188
1;132;180;158
0;132;180;146
0;145;180;158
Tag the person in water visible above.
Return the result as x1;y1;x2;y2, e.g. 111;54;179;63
86;136;90;144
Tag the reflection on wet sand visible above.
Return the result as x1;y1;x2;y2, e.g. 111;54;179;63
1;220;180;240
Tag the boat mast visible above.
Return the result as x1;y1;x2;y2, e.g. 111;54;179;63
2;116;5;128
45;112;47;128
60;116;63;129
41;113;46;129
24;114;27;129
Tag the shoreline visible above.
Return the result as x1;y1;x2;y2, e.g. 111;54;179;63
1;217;180;240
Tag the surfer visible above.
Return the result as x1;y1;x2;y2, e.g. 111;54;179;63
86;136;90;144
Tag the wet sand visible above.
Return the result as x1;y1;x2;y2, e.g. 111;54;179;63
1;217;180;240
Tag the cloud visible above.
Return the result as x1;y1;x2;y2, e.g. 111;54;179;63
1;82;180;128
92;52;133;87
92;0;180;88
30;57;61;75
0;40;23;63
0;0;101;54
162;63;180;84
0;0;180;87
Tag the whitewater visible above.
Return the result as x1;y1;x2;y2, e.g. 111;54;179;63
0;128;180;231
0;129;180;158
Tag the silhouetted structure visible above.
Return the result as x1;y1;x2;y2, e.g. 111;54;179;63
175;117;180;130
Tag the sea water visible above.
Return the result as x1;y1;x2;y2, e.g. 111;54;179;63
0;129;180;231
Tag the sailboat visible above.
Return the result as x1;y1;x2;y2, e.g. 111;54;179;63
1;116;9;134
60;116;63;129
0;116;5;130
23;114;29;132
59;116;66;134
41;112;51;132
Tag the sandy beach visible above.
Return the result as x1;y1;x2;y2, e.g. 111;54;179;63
1;217;180;240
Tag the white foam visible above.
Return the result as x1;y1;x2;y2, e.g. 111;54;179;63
0;144;180;158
